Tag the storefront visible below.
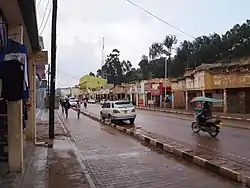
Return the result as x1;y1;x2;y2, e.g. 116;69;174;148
149;82;171;107
0;0;40;172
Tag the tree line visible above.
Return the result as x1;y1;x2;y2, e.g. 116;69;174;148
96;20;250;85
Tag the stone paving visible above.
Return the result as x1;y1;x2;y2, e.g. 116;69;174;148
58;110;242;188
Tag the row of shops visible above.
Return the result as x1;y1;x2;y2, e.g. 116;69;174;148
0;1;46;173
89;60;250;114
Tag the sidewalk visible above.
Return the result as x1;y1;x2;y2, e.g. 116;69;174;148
56;109;241;188
136;106;250;121
2;109;91;188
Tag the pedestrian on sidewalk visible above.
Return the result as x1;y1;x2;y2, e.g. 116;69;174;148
64;98;71;118
76;100;81;119
60;98;65;114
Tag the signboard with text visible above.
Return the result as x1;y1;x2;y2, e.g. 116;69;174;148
33;51;48;65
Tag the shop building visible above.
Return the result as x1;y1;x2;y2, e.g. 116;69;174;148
0;0;42;172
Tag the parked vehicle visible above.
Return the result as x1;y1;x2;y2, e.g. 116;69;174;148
69;98;77;107
100;100;136;124
190;96;223;137
88;99;96;104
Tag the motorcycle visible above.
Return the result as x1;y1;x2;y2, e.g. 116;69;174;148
190;96;224;138
191;116;221;137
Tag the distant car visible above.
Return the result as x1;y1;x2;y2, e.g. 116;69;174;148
69;98;77;107
100;100;136;124
88;99;96;104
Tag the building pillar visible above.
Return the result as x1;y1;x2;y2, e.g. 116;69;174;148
26;57;36;141
142;93;146;106
7;25;24;171
171;92;175;108
223;89;227;113
135;94;139;106
185;91;188;110
160;94;163;108
202;90;205;96
8;101;23;171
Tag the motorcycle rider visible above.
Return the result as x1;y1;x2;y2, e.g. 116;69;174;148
197;102;212;125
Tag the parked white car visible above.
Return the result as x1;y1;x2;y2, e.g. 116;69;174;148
69;98;77;107
88;99;96;104
100;100;136;124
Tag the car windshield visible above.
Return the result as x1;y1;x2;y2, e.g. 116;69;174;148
114;101;133;108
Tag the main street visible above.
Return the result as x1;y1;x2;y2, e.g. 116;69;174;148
83;104;250;165
58;110;241;187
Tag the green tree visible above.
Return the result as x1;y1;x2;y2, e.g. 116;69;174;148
89;72;95;77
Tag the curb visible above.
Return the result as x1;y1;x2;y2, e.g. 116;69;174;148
136;107;250;122
77;109;250;187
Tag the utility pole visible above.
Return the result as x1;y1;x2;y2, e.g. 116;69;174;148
47;64;50;95
164;57;168;105
49;0;58;141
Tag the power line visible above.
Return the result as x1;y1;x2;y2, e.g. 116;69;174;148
40;6;52;35
57;70;79;80
39;0;50;31
124;0;195;39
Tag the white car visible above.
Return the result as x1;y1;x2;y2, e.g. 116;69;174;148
69;98;77;107
88;99;96;104
100;100;136;124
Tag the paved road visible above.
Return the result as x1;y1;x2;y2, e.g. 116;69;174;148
83;104;250;166
59;110;241;188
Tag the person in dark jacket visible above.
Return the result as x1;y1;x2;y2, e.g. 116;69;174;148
197;102;212;124
64;98;71;118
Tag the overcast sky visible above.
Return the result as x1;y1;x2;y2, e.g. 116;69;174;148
36;0;250;88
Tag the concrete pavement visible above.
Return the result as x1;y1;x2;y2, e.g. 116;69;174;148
58;109;241;188
13;110;91;188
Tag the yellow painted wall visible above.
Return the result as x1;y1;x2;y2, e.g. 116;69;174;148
79;75;107;90
204;71;213;90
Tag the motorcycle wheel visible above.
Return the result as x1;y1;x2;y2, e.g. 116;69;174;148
191;122;200;133
209;125;219;137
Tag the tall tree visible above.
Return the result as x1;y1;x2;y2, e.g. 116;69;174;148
89;72;95;77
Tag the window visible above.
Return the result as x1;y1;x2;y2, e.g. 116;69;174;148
106;102;111;108
103;102;110;108
114;101;133;108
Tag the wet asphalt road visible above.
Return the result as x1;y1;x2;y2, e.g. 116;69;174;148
60;110;241;188
83;104;250;165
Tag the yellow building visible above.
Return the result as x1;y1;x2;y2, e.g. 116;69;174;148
79;75;107;93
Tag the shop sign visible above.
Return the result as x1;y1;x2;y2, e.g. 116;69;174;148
34;51;48;65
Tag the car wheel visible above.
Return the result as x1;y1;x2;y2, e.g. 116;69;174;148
129;118;135;125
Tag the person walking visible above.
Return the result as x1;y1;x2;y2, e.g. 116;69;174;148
76;100;81;119
64;98;71;118
60;98;65;114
